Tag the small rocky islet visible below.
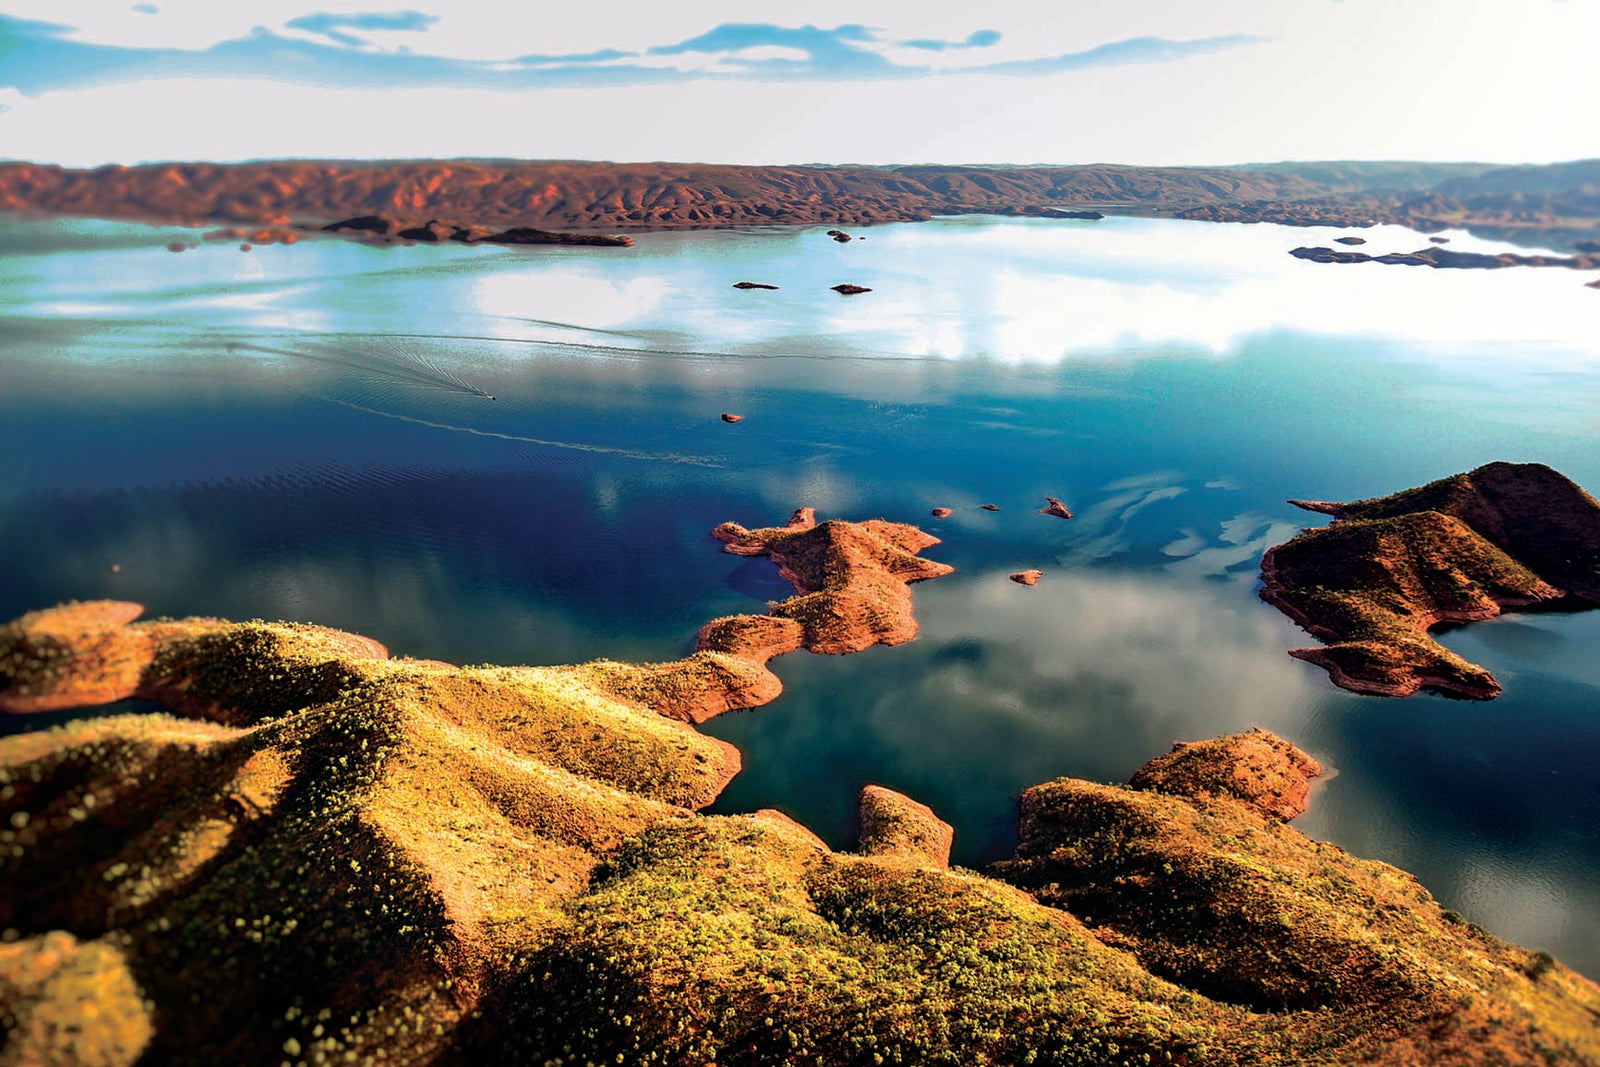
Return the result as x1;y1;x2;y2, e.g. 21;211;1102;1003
5;504;1600;1064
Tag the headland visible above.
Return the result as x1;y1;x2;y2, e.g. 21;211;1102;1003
1259;461;1600;698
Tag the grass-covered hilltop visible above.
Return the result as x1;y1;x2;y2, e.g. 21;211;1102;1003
1260;461;1600;698
3;511;1600;1065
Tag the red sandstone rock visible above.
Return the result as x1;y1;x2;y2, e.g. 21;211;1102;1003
696;615;805;664
1263;463;1600;699
720;413;744;423
930;507;953;518
0;602;157;713
979;504;1000;512
857;785;954;868
1128;728;1324;821
1037;496;1074;520
1009;570;1043;586
710;509;952;654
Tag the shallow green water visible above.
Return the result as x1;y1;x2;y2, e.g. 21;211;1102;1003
2;212;1597;974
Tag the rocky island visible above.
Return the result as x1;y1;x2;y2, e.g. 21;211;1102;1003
1259;461;1600;697
4;594;1598;1066
707;506;954;657
322;215;633;247
1291;244;1600;271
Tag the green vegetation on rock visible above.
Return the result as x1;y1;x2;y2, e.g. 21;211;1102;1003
4;605;1600;1065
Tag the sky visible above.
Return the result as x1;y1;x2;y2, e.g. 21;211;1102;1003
0;0;1595;167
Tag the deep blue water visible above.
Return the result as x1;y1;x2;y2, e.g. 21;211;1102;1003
2;212;1597;975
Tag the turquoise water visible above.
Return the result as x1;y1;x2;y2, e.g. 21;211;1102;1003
2;212;1598;975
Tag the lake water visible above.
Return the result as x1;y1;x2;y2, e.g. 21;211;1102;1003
2;212;1598;977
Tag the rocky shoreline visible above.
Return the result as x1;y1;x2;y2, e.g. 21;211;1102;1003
3;158;1598;251
5;502;1600;1063
4;591;1598;1063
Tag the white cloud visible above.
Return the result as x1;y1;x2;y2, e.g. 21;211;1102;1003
1;1;1595;169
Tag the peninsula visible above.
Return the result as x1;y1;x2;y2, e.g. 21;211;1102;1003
4;594;1598;1065
1259;462;1600;698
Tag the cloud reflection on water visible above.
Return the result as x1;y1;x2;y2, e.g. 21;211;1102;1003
706;565;1325;862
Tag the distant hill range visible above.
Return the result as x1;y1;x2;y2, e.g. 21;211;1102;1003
1;158;1597;249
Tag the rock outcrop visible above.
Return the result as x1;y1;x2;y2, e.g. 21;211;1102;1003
831;283;871;295
1037;496;1074;519
708;507;954;654
731;281;779;290
1260;462;1600;698
1127;727;1323;821
856;785;954;868
1009;570;1043;586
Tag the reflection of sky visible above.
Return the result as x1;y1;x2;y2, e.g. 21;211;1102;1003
707;565;1327;859
4;213;1600;978
10;215;1600;373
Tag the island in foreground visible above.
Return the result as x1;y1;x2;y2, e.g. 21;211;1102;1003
4;509;1600;1063
1260;461;1600;698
